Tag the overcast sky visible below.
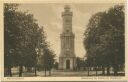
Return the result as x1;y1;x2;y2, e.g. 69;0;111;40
18;3;118;60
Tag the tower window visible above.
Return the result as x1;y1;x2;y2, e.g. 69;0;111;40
66;29;69;32
65;19;70;23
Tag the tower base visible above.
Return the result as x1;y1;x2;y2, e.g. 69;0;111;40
59;57;76;70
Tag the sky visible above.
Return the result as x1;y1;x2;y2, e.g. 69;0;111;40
18;3;118;60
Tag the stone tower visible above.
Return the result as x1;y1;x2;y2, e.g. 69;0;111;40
59;5;76;70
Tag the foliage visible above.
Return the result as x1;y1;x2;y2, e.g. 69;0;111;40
4;3;45;69
83;5;125;71
41;45;55;70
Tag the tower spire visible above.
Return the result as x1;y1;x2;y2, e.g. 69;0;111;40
64;5;70;12
62;5;73;33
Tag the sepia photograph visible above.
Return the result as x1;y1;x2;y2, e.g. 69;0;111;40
4;2;125;77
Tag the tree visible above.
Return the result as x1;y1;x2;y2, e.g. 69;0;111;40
76;57;81;70
4;4;19;77
83;5;124;76
4;3;45;77
76;57;85;71
41;45;55;76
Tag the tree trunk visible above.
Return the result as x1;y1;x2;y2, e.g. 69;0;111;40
107;67;110;75
113;65;118;76
114;69;117;76
96;67;97;76
7;67;9;76
102;66;105;75
49;69;51;76
44;67;46;77
8;66;12;77
4;67;7;76
19;65;23;77
26;67;30;72
87;67;90;76
34;66;37;76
